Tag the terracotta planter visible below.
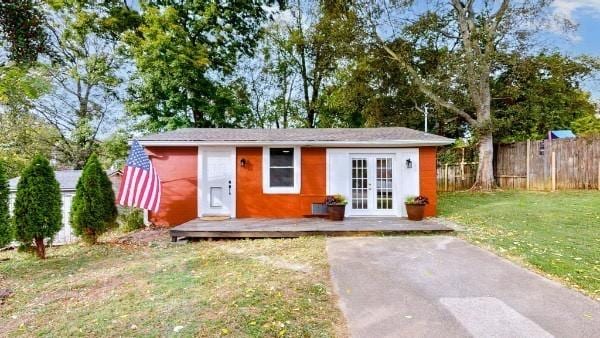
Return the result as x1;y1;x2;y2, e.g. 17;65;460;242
405;203;426;221
327;204;346;221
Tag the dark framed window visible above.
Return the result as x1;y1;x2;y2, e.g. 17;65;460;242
269;148;294;187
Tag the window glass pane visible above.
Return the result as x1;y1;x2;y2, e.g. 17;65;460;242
351;158;368;209
270;148;294;167
270;168;294;187
376;157;393;209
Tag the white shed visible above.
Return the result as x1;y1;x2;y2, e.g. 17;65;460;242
8;169;122;245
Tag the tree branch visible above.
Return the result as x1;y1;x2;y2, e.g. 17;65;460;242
451;0;482;109
380;42;476;125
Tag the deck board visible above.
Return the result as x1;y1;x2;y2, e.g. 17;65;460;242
169;217;453;239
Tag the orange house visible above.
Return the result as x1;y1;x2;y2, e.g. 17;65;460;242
138;128;453;227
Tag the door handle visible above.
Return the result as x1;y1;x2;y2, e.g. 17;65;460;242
228;180;232;195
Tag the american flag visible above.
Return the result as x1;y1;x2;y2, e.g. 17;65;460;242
117;140;161;212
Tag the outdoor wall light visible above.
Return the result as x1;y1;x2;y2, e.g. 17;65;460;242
406;158;413;169
240;158;247;167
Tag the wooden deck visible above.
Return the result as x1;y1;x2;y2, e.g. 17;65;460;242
169;217;453;240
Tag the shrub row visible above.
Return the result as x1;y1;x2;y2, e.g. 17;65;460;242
0;154;118;259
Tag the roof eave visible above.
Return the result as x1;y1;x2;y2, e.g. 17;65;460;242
138;139;455;147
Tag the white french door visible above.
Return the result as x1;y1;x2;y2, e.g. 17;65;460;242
350;155;395;216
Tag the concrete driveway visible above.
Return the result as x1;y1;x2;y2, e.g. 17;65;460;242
327;236;600;338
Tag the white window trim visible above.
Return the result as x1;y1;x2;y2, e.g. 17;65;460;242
262;146;301;194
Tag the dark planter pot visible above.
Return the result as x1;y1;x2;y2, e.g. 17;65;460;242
405;203;426;221
327;204;346;221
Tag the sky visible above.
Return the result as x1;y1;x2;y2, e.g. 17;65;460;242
549;0;600;99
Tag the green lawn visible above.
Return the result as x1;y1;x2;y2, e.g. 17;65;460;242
0;236;346;337
439;191;600;299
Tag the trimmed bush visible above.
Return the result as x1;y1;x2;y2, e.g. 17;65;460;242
14;155;62;259
119;207;145;233
0;161;12;248
71;153;118;244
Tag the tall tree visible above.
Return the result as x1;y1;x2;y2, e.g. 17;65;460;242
124;0;280;131
361;0;554;190
242;35;301;128
31;0;133;169
255;0;363;128
0;161;11;248
71;153;117;244
14;155;62;259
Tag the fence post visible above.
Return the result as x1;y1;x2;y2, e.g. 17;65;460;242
461;148;465;181
444;163;449;192
551;151;556;191
526;139;530;190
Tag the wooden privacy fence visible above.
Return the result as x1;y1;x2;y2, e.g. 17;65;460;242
437;162;478;192
438;138;600;192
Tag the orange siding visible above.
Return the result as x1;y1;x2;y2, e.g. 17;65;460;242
419;147;438;216
146;147;198;227
236;147;327;217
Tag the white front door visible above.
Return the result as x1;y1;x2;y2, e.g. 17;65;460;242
350;155;395;216
201;147;235;217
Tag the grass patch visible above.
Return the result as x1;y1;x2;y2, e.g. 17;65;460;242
439;191;600;299
0;236;346;337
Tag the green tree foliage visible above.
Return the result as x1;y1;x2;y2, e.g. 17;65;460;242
14;155;62;259
71;153;117;244
492;53;599;142
0;66;57;177
244;0;364;128
571;113;600;137
0;3;54;177
0;161;12;248
0;113;58;177
0;0;48;64
320;41;464;137
0;66;49;104
281;0;363;128
123;0;278;131
98;130;130;169
324;49;598;143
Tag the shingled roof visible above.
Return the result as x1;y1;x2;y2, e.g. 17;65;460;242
9;170;83;192
9;169;122;192
138;127;454;146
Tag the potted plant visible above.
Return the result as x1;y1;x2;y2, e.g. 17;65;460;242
404;195;429;221
326;194;348;221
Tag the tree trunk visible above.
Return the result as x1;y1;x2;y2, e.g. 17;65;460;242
86;229;97;245
471;132;495;190
34;237;46;259
307;108;316;128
